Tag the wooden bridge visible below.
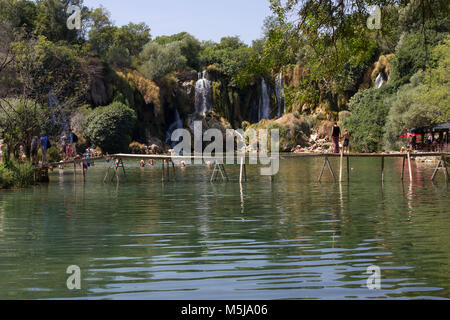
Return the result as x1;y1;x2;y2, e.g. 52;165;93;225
40;151;449;184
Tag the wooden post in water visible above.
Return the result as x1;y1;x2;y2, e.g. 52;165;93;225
243;159;247;182
319;155;336;183
239;157;244;184
381;156;385;182
432;155;449;182
327;157;336;182
161;159;165;182
407;151;413;182
339;150;344;182
318;157;327;182
171;160;176;182
401;156;406;181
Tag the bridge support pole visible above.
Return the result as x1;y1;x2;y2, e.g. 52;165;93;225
432;155;449;182
407;152;413;182
161;160;165;182
401;156;406;181
318;156;336;183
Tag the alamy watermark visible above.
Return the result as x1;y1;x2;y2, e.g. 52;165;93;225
170;121;280;176
367;6;381;30
366;265;381;290
66;265;81;290
66;5;81;31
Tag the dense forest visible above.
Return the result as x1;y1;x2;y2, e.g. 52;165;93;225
0;0;449;164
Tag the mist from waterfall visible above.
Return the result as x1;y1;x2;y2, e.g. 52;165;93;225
275;73;284;118
195;71;213;115
258;77;270;120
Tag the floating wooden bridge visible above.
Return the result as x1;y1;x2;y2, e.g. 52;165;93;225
40;151;449;184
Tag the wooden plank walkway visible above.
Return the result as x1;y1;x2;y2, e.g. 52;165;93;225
42;151;449;184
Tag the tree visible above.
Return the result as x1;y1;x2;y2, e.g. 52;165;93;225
138;41;187;81
343;86;394;152
0;0;37;35
384;36;450;149
155;32;202;70
113;22;151;56
199;36;254;83
34;0;86;44
0;98;48;158
84;102;137;153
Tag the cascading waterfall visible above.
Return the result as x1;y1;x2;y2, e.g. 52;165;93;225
195;71;213;115
258;77;270;121
374;73;386;89
275;73;284;118
165;109;184;147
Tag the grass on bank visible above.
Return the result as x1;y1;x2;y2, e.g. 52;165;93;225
0;158;35;189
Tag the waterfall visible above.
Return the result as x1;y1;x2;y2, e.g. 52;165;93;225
275;73;284;118
195;71;213;115
374;73;385;89
165;109;183;147
258;77;270;121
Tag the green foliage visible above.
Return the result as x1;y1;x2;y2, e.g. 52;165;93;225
200;37;255;83
0;158;34;188
106;46;131;68
0;0;37;35
0;98;47;157
0;164;14;189
88;21;151;59
113;23;151;56
155;32;202;70
343;86;393;152
138;41;187;81
385;35;450;149
389;30;449;87
34;0;84;43
85;102;137;153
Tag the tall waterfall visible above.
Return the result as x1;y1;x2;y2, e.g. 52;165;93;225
195;71;213;115
258;77;270;121
165;109;183;147
275;73;284;118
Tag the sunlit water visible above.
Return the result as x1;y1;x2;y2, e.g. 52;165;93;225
0;157;449;300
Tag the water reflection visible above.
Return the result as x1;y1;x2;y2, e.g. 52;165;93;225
0;158;449;299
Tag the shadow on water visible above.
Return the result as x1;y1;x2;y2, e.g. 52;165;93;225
0;157;449;299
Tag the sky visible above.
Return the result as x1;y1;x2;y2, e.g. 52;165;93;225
83;0;273;44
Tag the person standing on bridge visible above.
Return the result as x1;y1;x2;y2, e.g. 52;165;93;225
40;133;50;165
331;122;341;154
68;129;78;158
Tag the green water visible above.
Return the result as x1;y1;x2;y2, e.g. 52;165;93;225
0;157;449;300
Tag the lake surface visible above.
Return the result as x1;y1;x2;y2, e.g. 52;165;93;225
0;157;449;300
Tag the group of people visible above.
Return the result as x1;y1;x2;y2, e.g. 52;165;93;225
330;122;350;154
408;133;448;152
